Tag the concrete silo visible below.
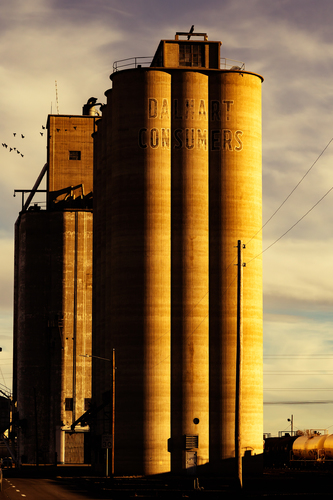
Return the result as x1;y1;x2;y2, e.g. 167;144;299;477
92;30;263;476
170;71;209;472
93;71;172;475
209;71;263;467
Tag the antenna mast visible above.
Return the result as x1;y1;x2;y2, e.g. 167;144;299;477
55;80;59;115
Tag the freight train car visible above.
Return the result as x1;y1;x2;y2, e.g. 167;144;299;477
264;432;333;469
291;433;333;468
264;434;298;467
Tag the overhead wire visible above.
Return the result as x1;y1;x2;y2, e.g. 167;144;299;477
246;184;333;265
264;400;333;405
265;388;333;391
246;136;333;246
265;371;333;374
246;141;333;407
264;355;333;358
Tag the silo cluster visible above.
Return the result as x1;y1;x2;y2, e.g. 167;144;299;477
93;32;263;475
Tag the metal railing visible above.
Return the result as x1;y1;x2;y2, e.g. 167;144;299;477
112;57;153;73
278;430;299;437
112;56;245;73
220;58;245;70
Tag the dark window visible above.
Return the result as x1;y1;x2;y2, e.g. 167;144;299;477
84;398;92;411
65;398;73;411
69;150;81;160
179;44;204;67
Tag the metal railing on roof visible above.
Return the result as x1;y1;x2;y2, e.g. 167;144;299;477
112;56;245;73
112;57;153;73
221;58;245;70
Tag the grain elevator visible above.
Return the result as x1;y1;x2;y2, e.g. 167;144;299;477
92;31;263;476
13;110;98;464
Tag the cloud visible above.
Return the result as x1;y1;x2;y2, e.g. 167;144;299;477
264;314;333;436
264;238;333;307
0;238;14;313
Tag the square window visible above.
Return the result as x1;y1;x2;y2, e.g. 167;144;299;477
69;151;81;160
65;398;73;411
179;44;204;67
84;398;92;412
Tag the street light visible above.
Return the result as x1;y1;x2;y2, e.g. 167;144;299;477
287;415;294;435
80;349;116;476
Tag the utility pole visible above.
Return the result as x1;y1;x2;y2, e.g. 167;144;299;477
105;349;116;477
79;352;116;476
235;240;244;489
111;348;115;476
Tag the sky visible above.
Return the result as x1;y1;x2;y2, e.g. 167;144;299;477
1;0;333;438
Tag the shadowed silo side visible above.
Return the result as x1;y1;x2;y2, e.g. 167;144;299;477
102;69;172;475
171;71;209;472
15;212;63;464
209;71;263;467
92;101;110;456
14;210;92;464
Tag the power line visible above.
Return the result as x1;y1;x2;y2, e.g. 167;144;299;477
246;184;333;265
265;388;333;391
246;136;333;246
264;400;333;405
264;355;333;358
265;371;333;375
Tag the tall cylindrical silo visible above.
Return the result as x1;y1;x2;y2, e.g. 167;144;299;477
92;95;112;456
209;70;263;467
171;71;209;472
106;69;172;475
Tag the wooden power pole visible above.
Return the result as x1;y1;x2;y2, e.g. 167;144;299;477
235;240;244;488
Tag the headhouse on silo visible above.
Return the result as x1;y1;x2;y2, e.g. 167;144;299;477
93;30;263;476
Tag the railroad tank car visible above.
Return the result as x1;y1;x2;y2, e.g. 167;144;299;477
264;433;333;469
292;434;328;462
323;434;333;459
